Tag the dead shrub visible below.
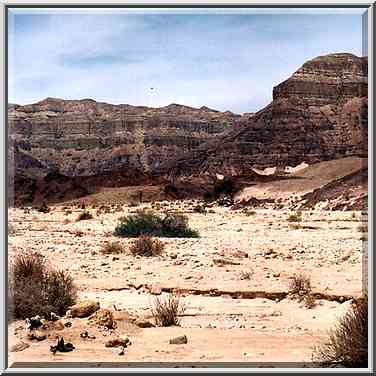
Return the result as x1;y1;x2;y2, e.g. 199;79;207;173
101;241;124;255
9;252;77;319
150;292;186;327
129;236;165;257
287;212;302;222
36;202;50;213
8;223;16;235
73;229;84;237
288;274;316;309
240;270;253;280
313;294;368;367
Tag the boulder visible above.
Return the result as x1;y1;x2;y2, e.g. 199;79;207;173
69;300;100;318
105;336;130;348
88;308;115;329
169;335;188;345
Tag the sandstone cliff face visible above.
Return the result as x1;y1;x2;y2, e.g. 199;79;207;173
9;99;238;179
171;53;367;176
8;53;368;204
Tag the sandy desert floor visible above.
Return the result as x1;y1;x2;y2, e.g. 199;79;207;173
7;200;367;367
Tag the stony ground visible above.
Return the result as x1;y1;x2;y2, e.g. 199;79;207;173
7;201;367;367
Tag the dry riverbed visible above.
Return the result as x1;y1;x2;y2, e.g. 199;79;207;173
8;201;367;367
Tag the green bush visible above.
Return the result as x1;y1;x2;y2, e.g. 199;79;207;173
114;210;199;238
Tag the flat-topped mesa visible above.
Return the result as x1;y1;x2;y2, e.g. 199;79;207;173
273;53;368;106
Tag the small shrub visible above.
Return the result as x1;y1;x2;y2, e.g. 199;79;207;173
240;270;253;280
313;294;368;367
289;274;311;297
193;204;207;214
101;241;124;255
288;274;315;308
243;209;256;216
287;212;302;222
77;210;93;221
114;210;199;238
9;252;77;319
150;292;186;327
129;236;165;257
36;202;50;213
73;229;84;237
8;224;16;235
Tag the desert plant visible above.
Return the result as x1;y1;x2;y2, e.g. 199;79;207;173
114;210;199;238
287;212;302;222
77;210;93;221
240;270;253;280
289;274;311;297
243;209;256;216
313;294;368;367
101;241;125;255
150;292;186;327
9;252;77;319
288;273;315;308
36;201;50;213
73;229;84;237
129;236;165;257
8;224;16;235
193;204;207;214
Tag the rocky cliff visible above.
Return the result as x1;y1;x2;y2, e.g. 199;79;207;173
9;99;238;177
171;53;368;176
8;53;368;205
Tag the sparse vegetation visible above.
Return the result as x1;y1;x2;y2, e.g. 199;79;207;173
193;204;207;214
101;241;125;255
9;252;77;319
73;229;84;237
287;212;302;222
313;294;368;367
8;224;16;235
240;270;253;280
288;274;316;309
129;236;165;257
36;201;50;213
243;209;256;216
150;292;186;327
114;210;199;238
77;210;93;221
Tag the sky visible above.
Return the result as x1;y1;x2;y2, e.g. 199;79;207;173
8;8;367;113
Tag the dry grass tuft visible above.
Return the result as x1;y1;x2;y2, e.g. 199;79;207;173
129;236;165;257
101;241;125;255
288;273;316;309
313;294;368;367
150;292;186;327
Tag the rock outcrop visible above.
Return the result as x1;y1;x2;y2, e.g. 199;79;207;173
171;53;367;176
8;53;368;205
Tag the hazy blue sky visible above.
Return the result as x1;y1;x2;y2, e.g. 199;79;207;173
8;8;366;113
